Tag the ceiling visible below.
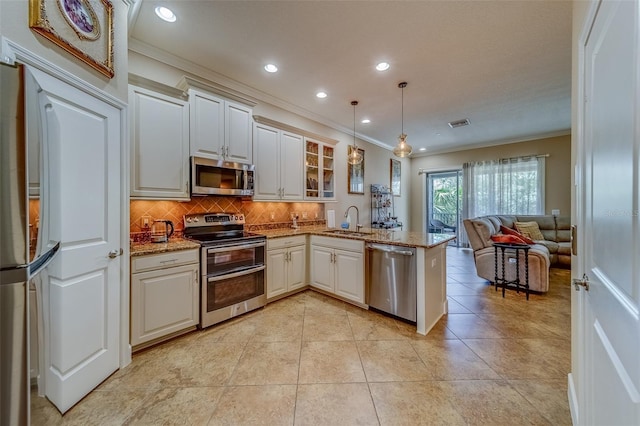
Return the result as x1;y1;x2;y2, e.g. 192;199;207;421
128;1;572;155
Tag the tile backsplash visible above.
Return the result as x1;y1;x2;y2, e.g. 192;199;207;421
130;198;325;233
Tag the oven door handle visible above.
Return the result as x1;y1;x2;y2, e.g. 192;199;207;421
207;265;266;283
206;242;265;254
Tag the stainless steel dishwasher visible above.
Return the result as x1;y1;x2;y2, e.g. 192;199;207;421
366;243;417;322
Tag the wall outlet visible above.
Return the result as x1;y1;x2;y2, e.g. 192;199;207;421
552;209;560;216
270;212;275;221
140;215;152;228
431;258;436;268
302;212;308;220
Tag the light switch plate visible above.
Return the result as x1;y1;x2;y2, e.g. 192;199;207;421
140;215;152;228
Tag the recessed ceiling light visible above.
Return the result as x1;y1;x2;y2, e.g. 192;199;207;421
264;64;278;73
316;91;327;99
155;6;176;22
361;119;371;124
376;62;390;71
419;147;427;151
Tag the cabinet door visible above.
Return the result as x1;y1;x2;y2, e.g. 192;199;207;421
310;245;334;293
281;132;304;199
334;249;364;304
304;139;320;200
190;89;225;159
266;248;288;299
287;245;307;291
321;144;335;199
225;101;253;164
129;85;190;199
253;123;281;200
131;263;199;346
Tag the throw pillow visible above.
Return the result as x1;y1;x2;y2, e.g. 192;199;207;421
490;234;528;245
514;221;545;241
500;225;535;244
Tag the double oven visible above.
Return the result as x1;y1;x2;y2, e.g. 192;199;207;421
183;213;266;328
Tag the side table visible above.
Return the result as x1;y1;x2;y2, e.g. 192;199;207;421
493;242;531;300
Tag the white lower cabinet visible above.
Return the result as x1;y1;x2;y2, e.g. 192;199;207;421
310;236;365;304
131;249;199;348
267;236;307;299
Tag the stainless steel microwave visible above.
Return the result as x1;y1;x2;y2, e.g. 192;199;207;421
191;156;255;196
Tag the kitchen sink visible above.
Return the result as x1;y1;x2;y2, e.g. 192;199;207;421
323;229;374;237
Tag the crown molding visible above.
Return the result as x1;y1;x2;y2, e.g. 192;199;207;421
253;116;338;145
128;38;394;150
410;129;571;158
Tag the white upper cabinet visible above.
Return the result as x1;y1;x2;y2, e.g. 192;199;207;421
190;90;224;159
225;101;253;163
186;84;254;164
129;82;190;200
253;122;304;201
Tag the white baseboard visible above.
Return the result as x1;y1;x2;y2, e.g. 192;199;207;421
568;373;580;425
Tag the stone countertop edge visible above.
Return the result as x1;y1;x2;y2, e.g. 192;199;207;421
257;226;456;249
130;227;456;256
130;239;201;257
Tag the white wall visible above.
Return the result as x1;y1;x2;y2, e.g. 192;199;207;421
0;0;130;101
128;50;411;228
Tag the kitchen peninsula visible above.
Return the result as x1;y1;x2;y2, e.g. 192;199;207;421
258;227;456;335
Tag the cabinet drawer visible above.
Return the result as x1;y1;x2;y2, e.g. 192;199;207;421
310;235;364;253
267;235;306;250
131;249;199;273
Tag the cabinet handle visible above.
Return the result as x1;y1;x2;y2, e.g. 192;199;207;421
159;259;178;264
194;270;198;283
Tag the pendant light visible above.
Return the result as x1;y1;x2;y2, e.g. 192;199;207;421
393;82;413;158
348;100;363;165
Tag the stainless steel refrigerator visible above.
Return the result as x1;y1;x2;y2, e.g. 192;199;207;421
1;62;60;425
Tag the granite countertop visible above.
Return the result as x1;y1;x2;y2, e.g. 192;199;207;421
256;226;456;249
130;226;455;257
130;238;201;257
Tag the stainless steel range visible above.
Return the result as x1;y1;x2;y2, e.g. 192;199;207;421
183;213;266;328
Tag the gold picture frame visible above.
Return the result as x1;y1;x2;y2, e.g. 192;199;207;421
390;158;401;196
347;146;365;194
30;0;114;78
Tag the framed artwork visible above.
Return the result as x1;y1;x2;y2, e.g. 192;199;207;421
390;159;401;196
347;146;365;194
30;0;115;78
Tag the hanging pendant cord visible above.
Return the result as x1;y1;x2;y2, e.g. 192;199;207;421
401;85;404;135
351;100;358;148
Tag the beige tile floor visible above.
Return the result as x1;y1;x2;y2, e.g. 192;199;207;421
32;247;572;425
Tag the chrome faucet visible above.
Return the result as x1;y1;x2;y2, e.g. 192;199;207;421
344;205;362;232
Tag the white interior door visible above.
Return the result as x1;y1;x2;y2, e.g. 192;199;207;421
575;1;640;424
29;67;122;414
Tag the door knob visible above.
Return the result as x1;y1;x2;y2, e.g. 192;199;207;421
572;274;590;291
108;248;123;259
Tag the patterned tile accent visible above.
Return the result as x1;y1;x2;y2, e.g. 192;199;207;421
130;199;325;233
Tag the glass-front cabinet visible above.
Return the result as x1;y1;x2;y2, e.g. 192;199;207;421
305;139;334;200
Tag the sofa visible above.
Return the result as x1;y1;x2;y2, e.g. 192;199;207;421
463;215;571;293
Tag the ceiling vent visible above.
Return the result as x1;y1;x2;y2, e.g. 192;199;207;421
448;118;470;129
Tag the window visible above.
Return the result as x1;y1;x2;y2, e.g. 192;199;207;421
462;156;545;218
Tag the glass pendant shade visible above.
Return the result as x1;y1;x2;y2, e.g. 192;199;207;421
348;146;363;165
393;133;412;157
348;100;363;165
393;82;412;158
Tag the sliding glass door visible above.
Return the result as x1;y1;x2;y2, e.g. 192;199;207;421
426;170;462;246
